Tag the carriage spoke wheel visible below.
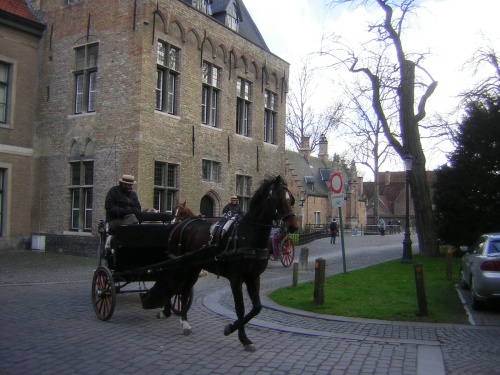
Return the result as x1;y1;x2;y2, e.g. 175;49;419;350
91;266;116;321
170;288;194;316
280;236;295;268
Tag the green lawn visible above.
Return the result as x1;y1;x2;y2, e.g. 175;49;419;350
269;255;469;324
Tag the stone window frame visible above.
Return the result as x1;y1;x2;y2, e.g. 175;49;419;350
236;77;252;136
156;40;180;115
154;161;178;212
73;43;98;114
202;159;220;182
236;174;251;212
69;159;94;232
0;61;10;125
201;61;221;127
264;89;277;144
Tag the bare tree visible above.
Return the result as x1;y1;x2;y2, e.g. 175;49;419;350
286;60;344;153
459;41;500;105
323;0;439;257
340;78;396;224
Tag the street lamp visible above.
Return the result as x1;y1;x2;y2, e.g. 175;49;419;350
402;151;413;264
299;190;307;207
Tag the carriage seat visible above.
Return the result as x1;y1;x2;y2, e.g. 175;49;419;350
113;224;174;271
135;212;173;224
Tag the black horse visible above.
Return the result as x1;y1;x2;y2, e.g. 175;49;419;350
159;175;299;351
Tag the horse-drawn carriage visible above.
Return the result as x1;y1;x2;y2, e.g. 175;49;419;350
91;212;194;321
91;176;299;352
267;224;295;267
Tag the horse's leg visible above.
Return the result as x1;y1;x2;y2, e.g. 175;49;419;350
178;269;200;336
224;277;262;352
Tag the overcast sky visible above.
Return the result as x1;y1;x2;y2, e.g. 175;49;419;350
244;0;500;176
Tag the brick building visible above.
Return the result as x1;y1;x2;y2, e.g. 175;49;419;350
0;0;45;250
284;135;366;231
1;0;289;254
364;171;436;229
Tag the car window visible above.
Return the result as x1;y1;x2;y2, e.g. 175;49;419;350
471;237;485;254
487;240;500;254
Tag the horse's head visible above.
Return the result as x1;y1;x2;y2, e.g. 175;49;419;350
260;175;299;233
173;201;196;223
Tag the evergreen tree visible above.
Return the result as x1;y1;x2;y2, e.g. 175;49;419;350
434;99;500;246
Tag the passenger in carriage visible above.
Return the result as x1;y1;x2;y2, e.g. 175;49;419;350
105;174;142;232
222;195;243;217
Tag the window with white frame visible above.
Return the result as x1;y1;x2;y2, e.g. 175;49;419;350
74;44;98;114
202;159;220;182
264;90;277;144
156;41;180;115
192;0;211;14
69;161;93;231
236;77;251;136
314;211;321;225
226;1;239;31
236;175;251;213
154;162;178;212
202;61;220;127
0;62;10;124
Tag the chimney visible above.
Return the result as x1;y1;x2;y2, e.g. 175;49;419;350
318;134;329;164
299;135;311;163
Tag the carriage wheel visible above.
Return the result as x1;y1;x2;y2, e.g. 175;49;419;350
280;236;295;268
170;288;194;316
91;266;116;321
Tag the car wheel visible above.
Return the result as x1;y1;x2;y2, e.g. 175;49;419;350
459;266;469;290
470;278;484;310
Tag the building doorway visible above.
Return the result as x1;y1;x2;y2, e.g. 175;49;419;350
200;195;214;217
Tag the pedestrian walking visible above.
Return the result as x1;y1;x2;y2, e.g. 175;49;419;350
329;218;339;244
379;218;386;236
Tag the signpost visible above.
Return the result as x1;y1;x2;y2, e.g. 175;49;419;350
330;172;347;273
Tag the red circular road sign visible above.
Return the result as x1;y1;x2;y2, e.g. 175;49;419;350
329;173;343;194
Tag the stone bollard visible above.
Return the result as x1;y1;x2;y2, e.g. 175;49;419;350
299;247;309;270
313;258;325;305
414;263;428;316
292;262;299;287
446;246;453;280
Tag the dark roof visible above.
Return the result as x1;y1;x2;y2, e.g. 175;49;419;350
182;0;269;52
0;0;45;35
285;150;330;197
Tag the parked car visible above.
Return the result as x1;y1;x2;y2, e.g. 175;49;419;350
459;233;500;309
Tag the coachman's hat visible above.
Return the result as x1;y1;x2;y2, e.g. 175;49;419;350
119;174;136;185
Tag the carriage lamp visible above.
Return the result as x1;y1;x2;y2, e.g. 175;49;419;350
299;191;307;207
402;150;413;264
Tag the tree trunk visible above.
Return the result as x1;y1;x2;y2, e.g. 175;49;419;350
401;60;439;257
410;161;439;257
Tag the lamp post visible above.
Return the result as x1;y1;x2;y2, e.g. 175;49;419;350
402;151;413;264
299;190;307;207
299;190;307;230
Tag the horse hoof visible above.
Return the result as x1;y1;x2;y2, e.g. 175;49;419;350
156;311;168;319
224;324;232;336
183;328;192;336
244;344;257;352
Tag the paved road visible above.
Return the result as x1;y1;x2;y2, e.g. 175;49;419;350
0;234;499;375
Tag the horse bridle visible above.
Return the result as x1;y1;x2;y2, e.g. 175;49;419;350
268;183;296;221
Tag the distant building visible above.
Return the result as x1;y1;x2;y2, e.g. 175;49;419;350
284;135;366;231
364;171;436;228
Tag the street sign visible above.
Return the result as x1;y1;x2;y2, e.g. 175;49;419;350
329;173;343;194
331;193;345;207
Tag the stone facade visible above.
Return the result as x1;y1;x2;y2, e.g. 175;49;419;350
2;0;288;254
0;2;45;250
